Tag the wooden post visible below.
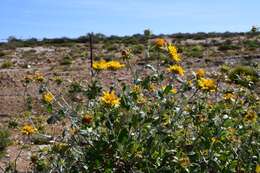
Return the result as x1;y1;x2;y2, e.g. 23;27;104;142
89;33;94;77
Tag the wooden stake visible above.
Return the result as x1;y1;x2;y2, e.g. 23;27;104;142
89;33;94;77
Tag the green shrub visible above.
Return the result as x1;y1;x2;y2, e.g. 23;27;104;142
218;44;240;51
0;51;5;57
229;65;259;88
8;119;19;129
220;64;230;73
26;36;260;173
131;44;144;54
80;51;88;58
60;55;72;65
1;60;13;68
31;155;50;173
0;128;11;158
185;45;204;58
105;43;118;51
243;40;260;50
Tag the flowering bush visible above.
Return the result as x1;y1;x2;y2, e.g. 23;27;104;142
25;39;259;172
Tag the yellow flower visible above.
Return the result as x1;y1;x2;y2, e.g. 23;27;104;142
161;86;177;94
256;164;260;173
148;84;156;92
21;125;37;135
42;91;54;103
200;149;209;156
33;72;44;82
100;90;120;107
167;65;185;76
93;60;108;70
179;155;190;168
244;110;257;124
132;85;141;93
93;60;125;71
197;78;216;92
197;114;208;123
154;38;166;47
211;137;220;144
106;60;125;70
137;95;146;105
171;88;177;94
196;68;205;78
161;86;167;91
223;92;236;101
187;80;193;87
167;44;181;62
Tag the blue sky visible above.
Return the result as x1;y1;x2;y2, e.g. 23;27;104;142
1;0;259;39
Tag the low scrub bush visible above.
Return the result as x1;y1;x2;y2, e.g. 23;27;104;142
60;55;73;65
19;39;260;173
0;128;11;158
0;51;5;57
229;65;259;88
1;60;13;68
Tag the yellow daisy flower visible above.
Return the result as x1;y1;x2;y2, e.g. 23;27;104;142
106;60;125;70
256;164;260;173
223;92;236;101
154;38;166;47
197;78;216;92
100;90;120;107
21;125;37;135
42;91;54;103
167;44;181;62
132;85;141;93
179;155;190;168
244;110;257;124
171;88;177;94
167;65;185;76
195;68;205;78
93;60;108;70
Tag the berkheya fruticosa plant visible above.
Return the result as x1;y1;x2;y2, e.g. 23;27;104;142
29;36;259;173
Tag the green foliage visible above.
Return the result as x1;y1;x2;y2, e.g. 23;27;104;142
105;43;118;51
0;51;5;57
60;55;73;65
22;35;259;173
32;63;260;172
184;45;204;58
31;155;50;173
80;51;88;58
0;128;11;158
131;44;144;54
243;40;260;50
84;80;102;100
229;65;259;88
8;119;19;129
1;60;13;68
218;40;240;51
69;82;82;93
220;64;230;73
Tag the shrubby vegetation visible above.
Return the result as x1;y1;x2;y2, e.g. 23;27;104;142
0;51;5;57
1;60;13;69
15;38;260;172
0;128;11;158
1;31;260;49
